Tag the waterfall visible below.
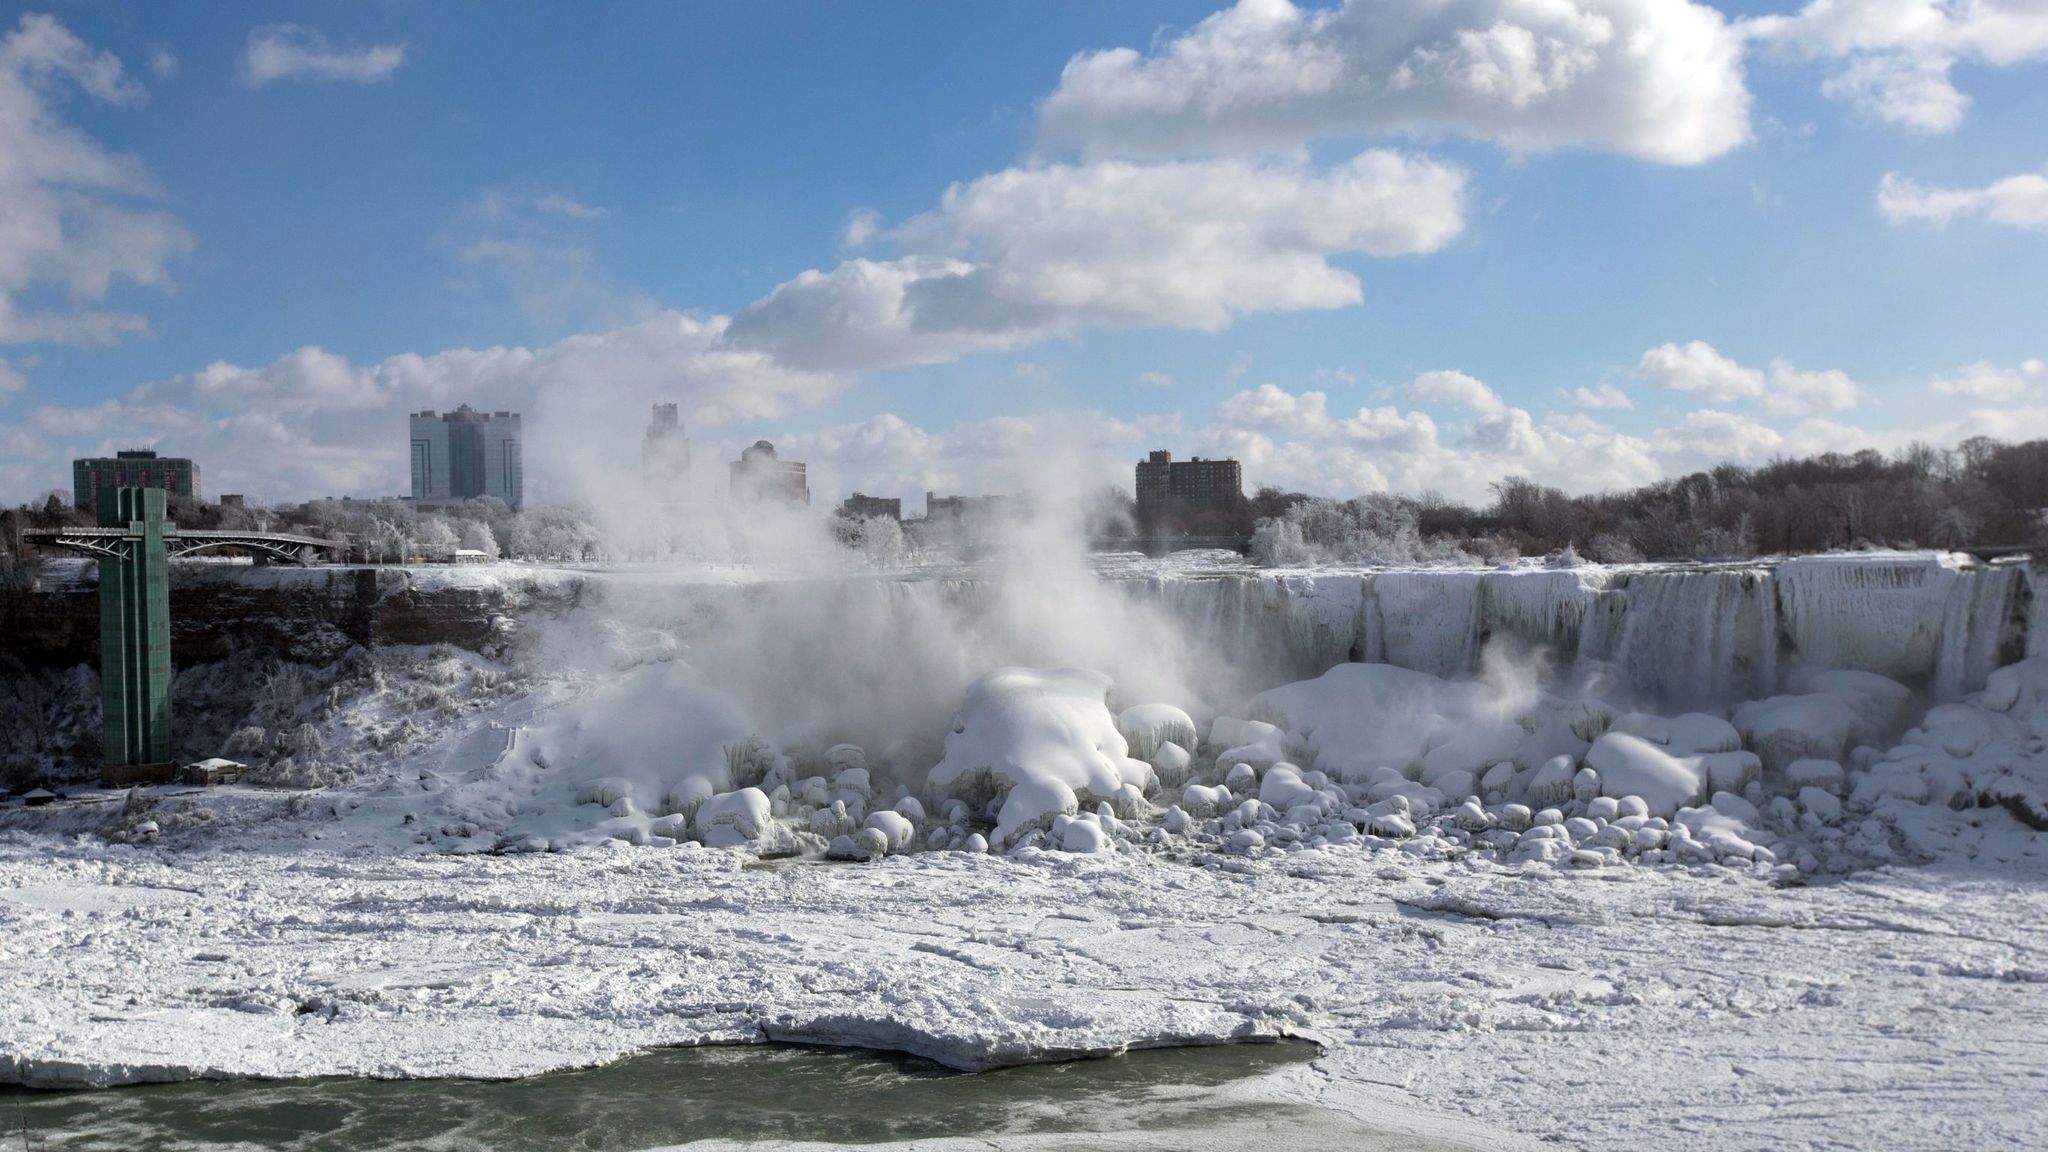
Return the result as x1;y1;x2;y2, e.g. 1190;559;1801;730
1123;553;2032;710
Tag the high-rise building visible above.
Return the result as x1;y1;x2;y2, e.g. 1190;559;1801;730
643;403;692;492
729;440;808;504
410;406;523;510
73;450;200;510
1135;450;1242;513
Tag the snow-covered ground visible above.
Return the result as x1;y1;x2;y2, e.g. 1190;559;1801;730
3;550;2044;1149
3;836;2044;1150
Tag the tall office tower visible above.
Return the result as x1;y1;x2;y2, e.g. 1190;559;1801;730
644;403;692;492
410;405;524;510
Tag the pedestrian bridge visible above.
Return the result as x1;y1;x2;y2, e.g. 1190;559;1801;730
24;526;341;565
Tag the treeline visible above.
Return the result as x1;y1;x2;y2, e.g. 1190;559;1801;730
1250;435;2048;565
0;493;607;572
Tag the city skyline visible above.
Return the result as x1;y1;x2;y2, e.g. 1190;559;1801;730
0;3;2044;511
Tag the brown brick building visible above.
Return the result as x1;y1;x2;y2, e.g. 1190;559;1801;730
1135;450;1242;514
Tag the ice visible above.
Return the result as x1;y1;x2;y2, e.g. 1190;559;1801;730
696;789;773;841
1247;663;1492;781
1583;732;1706;817
1734;693;1869;773
924;668;1154;847
1777;553;2028;699
1116;704;1199;763
6;552;2048;1152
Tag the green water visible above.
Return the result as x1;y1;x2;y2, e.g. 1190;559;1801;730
3;1042;1460;1151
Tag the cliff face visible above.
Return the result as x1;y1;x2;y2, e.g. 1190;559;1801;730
0;564;585;671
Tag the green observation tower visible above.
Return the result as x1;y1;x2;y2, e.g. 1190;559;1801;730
96;486;174;782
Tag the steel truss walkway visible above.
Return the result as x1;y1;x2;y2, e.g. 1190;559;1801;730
21;495;341;783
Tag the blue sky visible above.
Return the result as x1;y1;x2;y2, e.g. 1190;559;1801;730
2;1;2045;509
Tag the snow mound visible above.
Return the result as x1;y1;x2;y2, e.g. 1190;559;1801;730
1735;692;1872;773
445;661;760;849
924;668;1154;847
1247;663;1495;782
1584;732;1707;818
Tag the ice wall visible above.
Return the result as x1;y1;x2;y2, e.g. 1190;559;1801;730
490;552;2030;772
1121;553;2032;710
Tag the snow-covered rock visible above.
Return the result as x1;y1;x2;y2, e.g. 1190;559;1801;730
1584;732;1706;818
1118;704;1199;763
695;788;772;842
924;668;1154;848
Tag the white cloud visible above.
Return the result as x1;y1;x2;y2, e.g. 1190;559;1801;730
1405;368;1507;414
1931;358;2047;402
452;189;652;333
1636;341;1860;416
1761;358;1861;417
242;25;404;88
1204;379;1660;499
1745;0;2048;133
534;193;603;220
1649;407;1785;464
1568;381;1633;409
1038;0;1752;165
0;313;837;506
1877;167;2048;232
1138;370;1174;388
148;49;178;80
1635;339;1764;401
0;356;25;394
840;208;880;249
0;14;192;346
778;410;1157;509
725;151;1466;372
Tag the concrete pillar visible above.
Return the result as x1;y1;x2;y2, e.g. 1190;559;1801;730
96;487;172;781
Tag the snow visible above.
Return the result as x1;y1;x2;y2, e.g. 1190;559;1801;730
2;836;2044;1151
1116;704;1198;763
5;550;2048;1150
1582;732;1707;817
1246;663;1496;782
924;668;1154;847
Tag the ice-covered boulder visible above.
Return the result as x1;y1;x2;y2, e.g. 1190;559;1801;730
1512;696;1617;770
459;660;759;848
1789;669;1915;737
576;777;637;808
1675;793;1767;862
1584;732;1707;818
1058;816;1112;854
1248;663;1497;781
1419;719;1524;785
1149;740;1193;788
1258;764;1319;812
1119;704;1199;762
1785;758;1845;793
1523;755;1578;808
1734;693;1870;772
1181;783;1230;818
694;788;772;841
924;668;1154;848
1209;717;1289;772
1612;711;1743;755
864;810;914;852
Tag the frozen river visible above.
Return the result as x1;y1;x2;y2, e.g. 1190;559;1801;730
3;836;2044;1150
